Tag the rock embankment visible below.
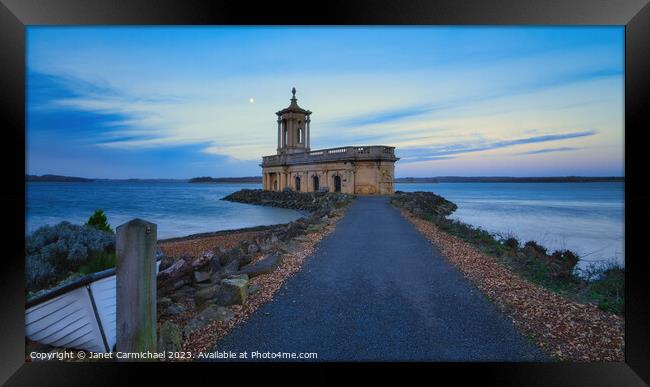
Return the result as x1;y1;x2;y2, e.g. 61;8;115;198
390;190;457;221
222;189;354;213
155;189;355;353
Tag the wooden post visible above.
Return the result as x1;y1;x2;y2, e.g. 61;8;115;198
116;218;157;357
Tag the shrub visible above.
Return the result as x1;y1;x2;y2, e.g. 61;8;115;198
550;249;580;271
25;221;116;292
524;240;548;255
26;255;57;291
588;266;624;315
504;237;519;249
86;209;113;233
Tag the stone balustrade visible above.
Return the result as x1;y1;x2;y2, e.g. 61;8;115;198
262;145;397;167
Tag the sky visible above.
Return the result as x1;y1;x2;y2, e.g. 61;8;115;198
26;26;624;178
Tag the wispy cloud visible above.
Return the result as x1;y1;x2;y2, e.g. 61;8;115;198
516;147;580;155
397;130;596;163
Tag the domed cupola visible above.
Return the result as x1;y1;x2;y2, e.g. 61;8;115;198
276;87;312;154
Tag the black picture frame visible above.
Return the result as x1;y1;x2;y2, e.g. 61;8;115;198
1;0;648;384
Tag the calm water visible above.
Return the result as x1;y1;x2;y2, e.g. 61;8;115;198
27;181;624;268
395;182;624;268
26;182;302;239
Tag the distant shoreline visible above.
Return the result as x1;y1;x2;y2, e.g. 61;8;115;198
395;176;624;183
27;174;624;184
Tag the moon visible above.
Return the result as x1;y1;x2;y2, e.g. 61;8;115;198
249;97;255;104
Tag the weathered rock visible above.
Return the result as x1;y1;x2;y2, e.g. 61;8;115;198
157;297;172;309
191;253;211;272
169;285;195;302
194;284;219;306
247;283;261;295
216;246;245;266
159;254;175;272
157;257;193;294
247;243;260;255
166;303;186;316
183;305;234;337
193;270;211;283
172;278;190;290
257;237;273;253
277;240;299;254
215;278;249;306
237;252;282;278
226;273;249;281
158;321;182;352
219;259;241;277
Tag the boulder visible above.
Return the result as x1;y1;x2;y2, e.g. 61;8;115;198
159;254;175;272
247;283;261;295
216;246;245;266
158;321;182;352
157;297;172;309
166;303;186;316
194;284;219;306
215;278;249;306
169;285;195;302
157;257;193;294
238;252;282;278
193;270;211;283
219;259;242;277
247;242;260;255
183;305;234;338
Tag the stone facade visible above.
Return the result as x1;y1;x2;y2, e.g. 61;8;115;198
261;89;398;195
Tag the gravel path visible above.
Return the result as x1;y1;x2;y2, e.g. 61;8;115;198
211;196;547;361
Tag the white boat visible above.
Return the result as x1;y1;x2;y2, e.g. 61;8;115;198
26;260;161;353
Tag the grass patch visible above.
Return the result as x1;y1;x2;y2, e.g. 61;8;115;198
78;252;116;275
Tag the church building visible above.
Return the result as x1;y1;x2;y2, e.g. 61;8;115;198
261;88;398;195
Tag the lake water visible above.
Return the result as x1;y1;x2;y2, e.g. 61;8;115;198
26;182;302;240
26;181;624;268
395;182;624;269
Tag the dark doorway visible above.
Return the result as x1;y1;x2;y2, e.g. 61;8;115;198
295;176;301;191
334;175;341;192
312;175;319;191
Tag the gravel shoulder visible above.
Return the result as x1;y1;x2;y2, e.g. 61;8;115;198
403;211;624;361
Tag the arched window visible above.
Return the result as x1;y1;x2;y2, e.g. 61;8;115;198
297;128;302;143
295;176;301;191
312;175;319;191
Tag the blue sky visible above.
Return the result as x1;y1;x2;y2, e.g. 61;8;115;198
27;26;624;178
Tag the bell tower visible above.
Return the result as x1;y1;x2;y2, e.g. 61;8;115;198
276;87;311;154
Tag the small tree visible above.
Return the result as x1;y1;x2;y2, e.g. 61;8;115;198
86;209;113;233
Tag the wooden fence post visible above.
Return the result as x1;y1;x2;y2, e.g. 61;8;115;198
116;218;157;358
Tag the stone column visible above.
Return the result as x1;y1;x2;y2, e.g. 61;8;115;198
288;117;293;149
306;119;310;149
277;120;281;151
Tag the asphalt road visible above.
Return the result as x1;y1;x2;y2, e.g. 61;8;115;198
211;196;547;361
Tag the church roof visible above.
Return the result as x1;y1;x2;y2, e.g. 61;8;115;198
276;87;312;115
